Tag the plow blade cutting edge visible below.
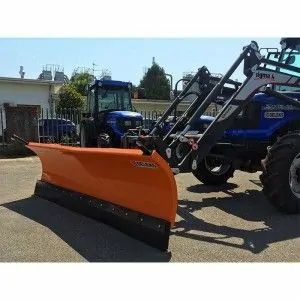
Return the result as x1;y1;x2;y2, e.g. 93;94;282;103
26;143;178;251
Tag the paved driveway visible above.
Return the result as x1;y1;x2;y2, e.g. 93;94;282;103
1;157;300;262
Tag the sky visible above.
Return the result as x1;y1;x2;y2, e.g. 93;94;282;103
0;38;280;87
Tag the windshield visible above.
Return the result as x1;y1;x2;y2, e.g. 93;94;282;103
97;87;132;111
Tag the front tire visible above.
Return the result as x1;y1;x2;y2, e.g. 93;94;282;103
192;156;235;185
260;132;300;214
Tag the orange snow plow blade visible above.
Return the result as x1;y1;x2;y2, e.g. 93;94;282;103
26;143;178;250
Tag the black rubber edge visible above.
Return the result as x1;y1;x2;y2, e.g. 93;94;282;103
34;180;171;251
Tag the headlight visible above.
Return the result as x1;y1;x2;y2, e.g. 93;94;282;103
124;120;132;126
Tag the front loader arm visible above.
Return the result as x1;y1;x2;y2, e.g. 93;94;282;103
180;68;300;173
147;41;300;174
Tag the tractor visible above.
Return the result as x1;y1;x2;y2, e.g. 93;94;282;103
120;38;300;215
157;45;300;188
79;79;144;148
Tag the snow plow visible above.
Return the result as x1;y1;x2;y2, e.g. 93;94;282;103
15;38;300;251
20;142;177;250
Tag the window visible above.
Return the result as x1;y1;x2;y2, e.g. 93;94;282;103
275;52;300;91
267;50;300;92
278;52;300;76
87;90;95;113
264;52;279;71
98;88;132;111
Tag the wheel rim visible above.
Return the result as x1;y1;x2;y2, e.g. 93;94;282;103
289;153;300;198
204;157;231;175
175;143;190;160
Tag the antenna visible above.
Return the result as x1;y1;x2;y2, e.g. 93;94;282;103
92;62;101;78
100;68;112;80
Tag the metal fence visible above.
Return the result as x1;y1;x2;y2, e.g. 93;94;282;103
0;105;221;149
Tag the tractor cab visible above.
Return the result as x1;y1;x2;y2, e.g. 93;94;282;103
80;79;143;148
87;79;134;113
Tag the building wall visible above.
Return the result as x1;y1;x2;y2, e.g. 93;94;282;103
0;81;62;134
0;82;51;110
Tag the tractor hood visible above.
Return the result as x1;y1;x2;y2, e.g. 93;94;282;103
199;115;215;123
107;111;143;119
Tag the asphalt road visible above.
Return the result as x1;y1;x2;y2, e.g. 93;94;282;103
1;157;300;262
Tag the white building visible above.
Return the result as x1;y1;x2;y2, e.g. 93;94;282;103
0;76;63;134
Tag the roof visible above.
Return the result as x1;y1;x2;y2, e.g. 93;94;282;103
0;76;64;86
91;79;131;89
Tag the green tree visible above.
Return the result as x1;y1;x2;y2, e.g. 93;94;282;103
139;63;170;100
57;84;85;112
70;72;95;96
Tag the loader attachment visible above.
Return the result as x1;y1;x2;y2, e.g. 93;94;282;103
26;142;178;251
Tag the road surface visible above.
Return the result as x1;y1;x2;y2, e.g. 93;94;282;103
1;157;300;262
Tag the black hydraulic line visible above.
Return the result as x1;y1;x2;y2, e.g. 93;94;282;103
174;78;188;96
150;67;207;135
171;79;207;123
162;89;211;141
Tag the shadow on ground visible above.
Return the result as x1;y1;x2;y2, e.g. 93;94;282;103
173;185;300;254
2;196;171;262
187;182;239;194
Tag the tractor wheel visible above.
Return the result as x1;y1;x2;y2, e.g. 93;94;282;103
80;121;97;147
260;132;300;214
192;156;235;185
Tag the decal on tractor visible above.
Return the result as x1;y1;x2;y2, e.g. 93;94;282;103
264;111;284;118
262;104;300;111
255;72;275;81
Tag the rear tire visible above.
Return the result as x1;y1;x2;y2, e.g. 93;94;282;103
260;131;300;214
192;156;235;185
80;120;97;147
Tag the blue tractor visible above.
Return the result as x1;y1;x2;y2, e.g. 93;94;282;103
186;89;300;186
156;45;300;188
80;79;144;148
150;40;300;192
121;38;300;214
